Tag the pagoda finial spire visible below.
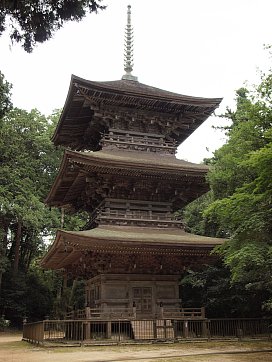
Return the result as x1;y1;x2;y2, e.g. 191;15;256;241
122;5;138;81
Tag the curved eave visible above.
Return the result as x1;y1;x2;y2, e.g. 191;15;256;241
70;149;209;174
41;226;225;270
52;76;78;144
72;75;222;107
52;75;222;147
45;149;209;206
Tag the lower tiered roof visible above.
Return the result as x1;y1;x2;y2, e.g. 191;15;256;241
41;225;224;271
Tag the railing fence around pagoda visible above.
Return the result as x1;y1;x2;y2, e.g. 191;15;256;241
23;318;271;345
65;306;205;320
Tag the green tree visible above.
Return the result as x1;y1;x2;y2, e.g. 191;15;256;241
0;70;13;295
0;71;12;119
0;108;61;274
181;263;268;318
183;192;225;238
0;0;106;52
0;103;89;324
203;65;272;310
181;49;272;315
0;107;64;325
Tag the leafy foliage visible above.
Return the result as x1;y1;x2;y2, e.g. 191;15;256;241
0;71;12;118
0;85;88;324
183;192;225;238
205;81;272;296
182;49;272;315
0;0;106;52
181;263;269;318
0;108;61;271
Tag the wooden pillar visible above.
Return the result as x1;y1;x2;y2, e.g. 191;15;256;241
202;320;208;338
160;303;164;319
164;319;167;339
173;320;177;339
132;304;137;318
85;322;91;340
153;320;157;339
106;322;112;339
85;306;91;319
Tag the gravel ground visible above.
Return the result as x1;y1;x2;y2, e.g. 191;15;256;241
0;333;272;362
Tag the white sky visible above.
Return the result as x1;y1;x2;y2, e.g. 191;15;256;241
0;0;271;162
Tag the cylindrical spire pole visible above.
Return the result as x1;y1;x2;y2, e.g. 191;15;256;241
122;5;138;81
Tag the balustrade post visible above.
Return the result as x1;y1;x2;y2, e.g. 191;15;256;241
84;321;91;340
173;320;177;339
201;307;205;318
85;306;91;319
106;321;112;338
183;321;189;338
159;302;164;319
132;302;137;319
153;320;157;339
237;328;243;341
202;320;208;338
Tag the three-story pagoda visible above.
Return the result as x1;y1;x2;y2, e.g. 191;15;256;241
42;5;223;321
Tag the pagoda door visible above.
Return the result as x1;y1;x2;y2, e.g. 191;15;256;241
133;287;153;315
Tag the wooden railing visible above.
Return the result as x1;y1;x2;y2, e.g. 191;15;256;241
162;307;205;319
65;307;204;320
66;307;135;320
102;133;176;153
23;318;272;344
97;210;183;227
23;321;45;344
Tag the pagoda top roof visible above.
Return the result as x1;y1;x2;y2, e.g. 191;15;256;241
41;225;224;270
72;76;222;105
52;75;222;149
46;149;209;208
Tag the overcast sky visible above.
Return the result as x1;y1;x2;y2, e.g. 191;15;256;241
1;0;271;162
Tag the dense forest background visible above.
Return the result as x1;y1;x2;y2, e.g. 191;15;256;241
0;49;271;327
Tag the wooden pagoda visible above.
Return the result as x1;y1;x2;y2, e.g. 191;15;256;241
41;6;223;335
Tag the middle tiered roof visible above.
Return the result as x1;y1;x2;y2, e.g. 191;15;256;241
46;149;210;213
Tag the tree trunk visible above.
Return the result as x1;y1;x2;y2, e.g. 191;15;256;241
68;278;78;307
0;220;9;295
13;220;22;276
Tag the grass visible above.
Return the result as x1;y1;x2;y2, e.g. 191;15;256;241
0;340;33;350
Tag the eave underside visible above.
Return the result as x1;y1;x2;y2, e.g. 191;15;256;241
53;76;222;149
41;225;224;276
46;150;209;209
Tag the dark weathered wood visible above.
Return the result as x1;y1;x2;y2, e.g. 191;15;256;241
52;76;222;150
23;318;271;344
42;74;223;323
